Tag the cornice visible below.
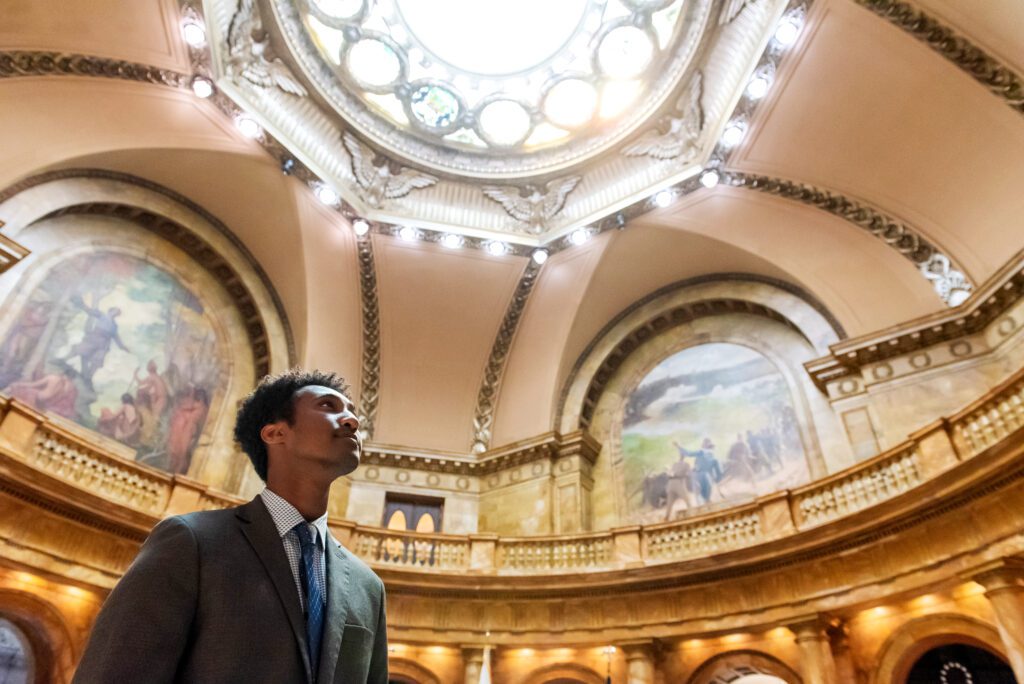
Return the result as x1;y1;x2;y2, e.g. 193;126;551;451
0;169;299;371
806;250;1024;391
471;260;543;453
853;0;1024;115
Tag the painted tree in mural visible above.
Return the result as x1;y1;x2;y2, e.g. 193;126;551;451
0;252;224;475
621;343;809;523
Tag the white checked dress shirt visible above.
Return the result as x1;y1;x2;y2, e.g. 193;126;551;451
259;488;328;613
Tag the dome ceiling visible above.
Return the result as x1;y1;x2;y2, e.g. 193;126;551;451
206;0;797;242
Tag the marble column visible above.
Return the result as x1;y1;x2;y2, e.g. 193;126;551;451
622;641;655;684
791;618;839;684
975;559;1024;682
462;646;484;684
827;621;858;684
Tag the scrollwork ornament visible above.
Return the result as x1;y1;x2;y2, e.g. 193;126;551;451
855;0;1024;114
356;231;381;439
0;51;187;87
471;260;543;453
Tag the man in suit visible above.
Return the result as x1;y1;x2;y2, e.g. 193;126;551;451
73;369;388;683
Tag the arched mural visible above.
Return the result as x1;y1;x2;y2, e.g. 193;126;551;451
0;251;226;476
622;343;810;522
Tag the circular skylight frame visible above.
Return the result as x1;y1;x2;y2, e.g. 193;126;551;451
339;30;408;94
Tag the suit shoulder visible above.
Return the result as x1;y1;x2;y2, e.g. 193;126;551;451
173;504;245;535
333;539;384;590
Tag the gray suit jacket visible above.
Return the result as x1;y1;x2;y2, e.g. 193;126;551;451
73;498;388;683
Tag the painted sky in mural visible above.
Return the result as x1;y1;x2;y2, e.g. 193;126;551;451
0;252;223;475
621;343;809;523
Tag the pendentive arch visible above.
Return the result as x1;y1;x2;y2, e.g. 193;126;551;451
870;612;1008;684
687;649;802;684
557;274;844;435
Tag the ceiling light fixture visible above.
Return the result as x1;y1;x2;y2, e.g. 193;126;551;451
569;228;591;246
235;115;262;139
773;16;802;47
531;249;549;265
315;185;340;206
721;123;746;147
352;219;370;236
440;233;463;249
746;74;770;99
181;21;207;48
191;76;214;99
699;170;720;188
486;241;508;256
653;190;673;208
398;226;419;242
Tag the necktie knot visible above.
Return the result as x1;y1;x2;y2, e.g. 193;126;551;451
293;521;317;550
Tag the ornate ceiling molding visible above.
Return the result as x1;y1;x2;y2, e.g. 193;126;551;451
728;172;974;304
355;233;380;440
471;260;543;454
0;50;188;87
0;222;30;275
853;0;1024;115
0;169;298;372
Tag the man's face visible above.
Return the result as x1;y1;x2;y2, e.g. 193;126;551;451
275;385;362;478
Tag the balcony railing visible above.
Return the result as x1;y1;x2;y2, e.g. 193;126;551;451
0;364;1022;576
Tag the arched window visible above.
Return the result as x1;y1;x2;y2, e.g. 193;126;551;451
905;643;1015;683
0;618;31;684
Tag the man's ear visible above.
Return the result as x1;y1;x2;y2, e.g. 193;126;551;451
260;420;288;446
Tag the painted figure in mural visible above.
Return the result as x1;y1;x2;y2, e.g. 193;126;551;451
98;394;142;446
4;366;78;419
166;387;210;474
61;296;130;387
0;301;52;386
133;360;170;418
673;438;724;505
725;433;758;488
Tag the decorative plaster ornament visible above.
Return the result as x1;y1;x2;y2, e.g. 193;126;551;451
228;0;308;97
622;72;704;160
482;176;582;234
720;0;757;24
343;132;438;208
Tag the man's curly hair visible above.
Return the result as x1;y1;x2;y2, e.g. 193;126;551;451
234;368;350;481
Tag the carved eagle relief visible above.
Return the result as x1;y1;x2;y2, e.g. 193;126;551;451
342;132;438;208
228;0;308;97
481;176;582;235
622;72;704;161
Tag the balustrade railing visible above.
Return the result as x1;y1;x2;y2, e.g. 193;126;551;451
792;446;922;528
497;533;614;572
0;362;1023;576
643;508;761;561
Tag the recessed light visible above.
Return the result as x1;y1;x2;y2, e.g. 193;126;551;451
440;233;463;249
235;115;261;139
315;185;340;206
181;21;207;48
569;228;591;246
774;17;802;47
700;170;720;188
352;219;370;236
531;249;548;265
398;226;419;242
653;190;673;207
486;241;508;256
191;76;214;99
721;123;745;147
746;75;770;99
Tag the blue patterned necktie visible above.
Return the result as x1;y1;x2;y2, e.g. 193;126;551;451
293;522;325;676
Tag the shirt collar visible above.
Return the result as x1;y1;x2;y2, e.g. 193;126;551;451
260;487;330;547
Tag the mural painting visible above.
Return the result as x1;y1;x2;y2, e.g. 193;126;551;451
0;252;224;475
621;343;809;522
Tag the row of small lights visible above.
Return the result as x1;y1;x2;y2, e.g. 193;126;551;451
177;8;804;266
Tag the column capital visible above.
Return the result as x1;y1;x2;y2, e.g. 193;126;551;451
970;558;1024;594
460;645;486;663
787;614;833;642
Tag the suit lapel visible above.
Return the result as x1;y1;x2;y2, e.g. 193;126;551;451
236;498;313;684
317;533;352;684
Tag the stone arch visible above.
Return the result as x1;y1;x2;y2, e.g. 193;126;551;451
870;612;1008;684
557;275;843;434
387;657;442;684
687;649;802;684
522;661;606;684
0;588;78;684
